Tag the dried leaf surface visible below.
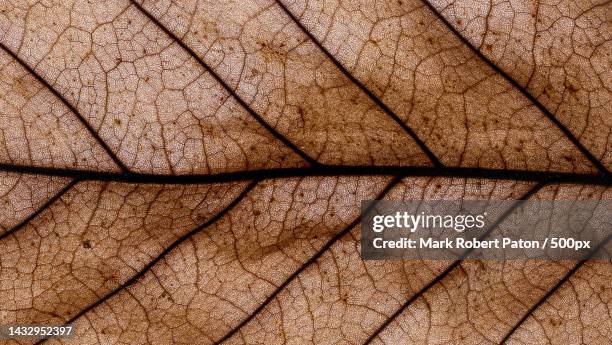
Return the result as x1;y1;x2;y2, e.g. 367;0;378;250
428;0;612;169
0;173;69;234
0;0;609;344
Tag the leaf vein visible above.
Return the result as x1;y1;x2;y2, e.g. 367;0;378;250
1;163;610;186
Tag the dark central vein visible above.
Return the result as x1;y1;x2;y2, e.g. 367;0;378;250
1;163;611;186
0;44;130;173
420;0;610;176
128;0;319;167
34;180;259;345
273;0;444;168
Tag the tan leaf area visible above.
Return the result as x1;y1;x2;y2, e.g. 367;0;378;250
507;261;611;345
428;0;612;169
0;181;247;328
37;178;530;344
0;51;118;171
0;1;305;174
0;173;69;235
0;0;609;344
371;185;610;344
264;0;599;171
135;0;431;167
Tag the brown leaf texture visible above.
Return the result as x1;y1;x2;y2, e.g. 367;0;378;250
0;0;609;344
427;0;612;169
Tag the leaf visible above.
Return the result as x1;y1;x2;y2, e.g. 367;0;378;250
0;0;609;344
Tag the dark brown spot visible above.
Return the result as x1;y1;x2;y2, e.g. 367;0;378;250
566;81;579;93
